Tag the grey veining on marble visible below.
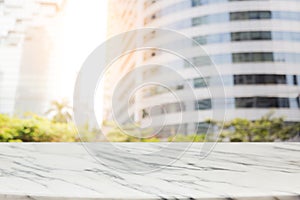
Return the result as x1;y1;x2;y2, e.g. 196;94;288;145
0;143;299;200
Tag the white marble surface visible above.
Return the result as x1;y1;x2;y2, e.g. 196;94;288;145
0;143;299;200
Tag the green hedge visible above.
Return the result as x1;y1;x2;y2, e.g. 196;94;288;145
1;113;299;142
0;114;77;142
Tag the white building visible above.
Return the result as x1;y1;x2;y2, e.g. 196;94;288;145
105;0;300;135
0;0;65;115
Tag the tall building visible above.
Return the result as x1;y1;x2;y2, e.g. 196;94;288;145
0;0;27;114
0;0;65;115
104;0;143;121
105;0;300;135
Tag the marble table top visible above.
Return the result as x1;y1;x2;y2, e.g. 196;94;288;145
0;143;299;200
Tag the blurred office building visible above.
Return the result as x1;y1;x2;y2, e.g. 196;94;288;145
0;0;65;115
105;0;300;135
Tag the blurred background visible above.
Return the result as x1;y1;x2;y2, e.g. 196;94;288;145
0;0;300;142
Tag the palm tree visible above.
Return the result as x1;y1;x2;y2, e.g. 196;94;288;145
46;100;72;123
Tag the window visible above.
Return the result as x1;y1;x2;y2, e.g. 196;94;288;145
176;84;184;90
195;99;212;110
194;77;207;88
148;102;186;116
193;56;212;66
289;98;300;109
234;74;287;85
168;10;300;30
293;75;298;85
230;11;271;21
192;31;300;46
165;102;184;113
187;53;300;67
232;52;274;63
235;97;290;108
231;31;272;41
192;13;229;26
222;76;234;86
191;0;203;7
195;122;210;134
235;97;255;108
193;33;230;45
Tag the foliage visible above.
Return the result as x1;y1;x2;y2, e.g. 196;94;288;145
104;113;300;142
103;121;206;142
105;125;160;142
76;123;100;142
1;112;299;142
46;99;72;123
167;134;206;142
105;129;206;142
218;112;300;142
0;114;78;142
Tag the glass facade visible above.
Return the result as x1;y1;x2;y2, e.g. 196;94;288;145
195;122;210;134
193;31;300;45
164;97;298;114
194;77;208;88
145;96;300;117
230;11;271;20
195;99;212;110
141;102;185;118
190;52;300;66
145;0;299;22
235;97;290;108
165;11;300;29
142;74;300;98
195;75;300;88
140;0;300;131
234;74;286;85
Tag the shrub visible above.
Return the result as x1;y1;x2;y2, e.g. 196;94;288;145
0;114;78;142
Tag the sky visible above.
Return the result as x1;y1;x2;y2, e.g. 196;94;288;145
60;0;108;101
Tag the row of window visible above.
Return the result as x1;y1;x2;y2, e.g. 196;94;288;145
152;52;300;68
143;31;300;60
187;52;300;67
142;74;300;98
192;31;300;45
196;97;300;109
234;74;298;85
142;97;300;117
144;102;185;116
144;0;299;23
191;0;298;7
194;74;300;88
165;11;300;30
